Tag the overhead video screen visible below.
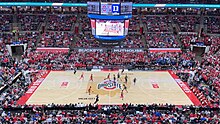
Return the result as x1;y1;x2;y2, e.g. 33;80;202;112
96;20;124;36
87;2;100;14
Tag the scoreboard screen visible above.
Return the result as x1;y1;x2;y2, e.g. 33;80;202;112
101;3;120;15
87;2;132;43
121;2;132;15
87;2;132;15
96;20;124;36
87;2;100;14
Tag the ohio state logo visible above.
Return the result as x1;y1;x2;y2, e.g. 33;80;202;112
97;79;122;91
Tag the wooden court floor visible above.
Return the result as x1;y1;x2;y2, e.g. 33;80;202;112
26;71;193;105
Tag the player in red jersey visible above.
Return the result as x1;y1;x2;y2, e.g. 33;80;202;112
107;73;110;79
79;72;84;80
89;74;93;82
120;90;124;100
87;86;92;95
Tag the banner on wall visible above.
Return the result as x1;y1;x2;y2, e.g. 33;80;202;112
77;48;105;52
113;48;144;52
149;48;181;52
36;48;69;52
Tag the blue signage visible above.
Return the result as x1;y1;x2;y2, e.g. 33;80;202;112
112;3;120;15
95;35;125;40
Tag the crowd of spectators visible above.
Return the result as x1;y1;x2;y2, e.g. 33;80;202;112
18;32;39;49
47;14;77;31
140;8;201;15
204;16;220;34
204;8;220;16
80;15;91;32
74;33;144;48
24;51;70;70
173;16;200;32
0;102;219;123
38;32;73;48
120;34;144;48
142;16;171;32
22;50;197;71
204;36;220;54
146;33;180;48
129;15;140;32
179;34;220;49
0;33;14;44
177;36;219;107
0;14;12;32
0;33;18;89
18;14;46;31
74;33;100;48
179;34;199;49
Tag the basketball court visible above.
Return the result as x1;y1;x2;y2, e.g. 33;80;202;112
17;70;201;105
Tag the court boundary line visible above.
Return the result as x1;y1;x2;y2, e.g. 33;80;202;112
168;70;201;106
17;70;51;105
16;70;201;106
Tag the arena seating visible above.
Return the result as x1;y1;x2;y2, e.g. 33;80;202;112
0;5;219;124
18;32;39;48
74;33;100;48
205;8;220;16
120;34;144;48
179;34;198;49
0;42;17;88
38;32;73;48
80;14;91;32
142;16;171;32
23;50;197;71
25;51;70;70
74;33;144;48
129;15;140;32
0;14;12;32
173;16;200;32
18;14;46;31
177;37;219;106
204;16;220;34
47;15;77;31
146;33;180;48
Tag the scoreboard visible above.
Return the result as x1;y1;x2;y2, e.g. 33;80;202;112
87;2;132;45
87;2;132;15
101;3;120;15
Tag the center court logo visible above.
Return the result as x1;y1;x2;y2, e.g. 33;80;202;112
97;79;122;90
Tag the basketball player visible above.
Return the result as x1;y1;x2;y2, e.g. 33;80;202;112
122;84;128;93
79;72;84;80
117;72;123;82
89;74;93;82
107;73;110;79
87;86;92;95
94;94;99;104
73;68;77;74
121;68;124;74
120;90;124;100
133;78;137;85
125;74;128;83
113;74;116;81
117;72;120;79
